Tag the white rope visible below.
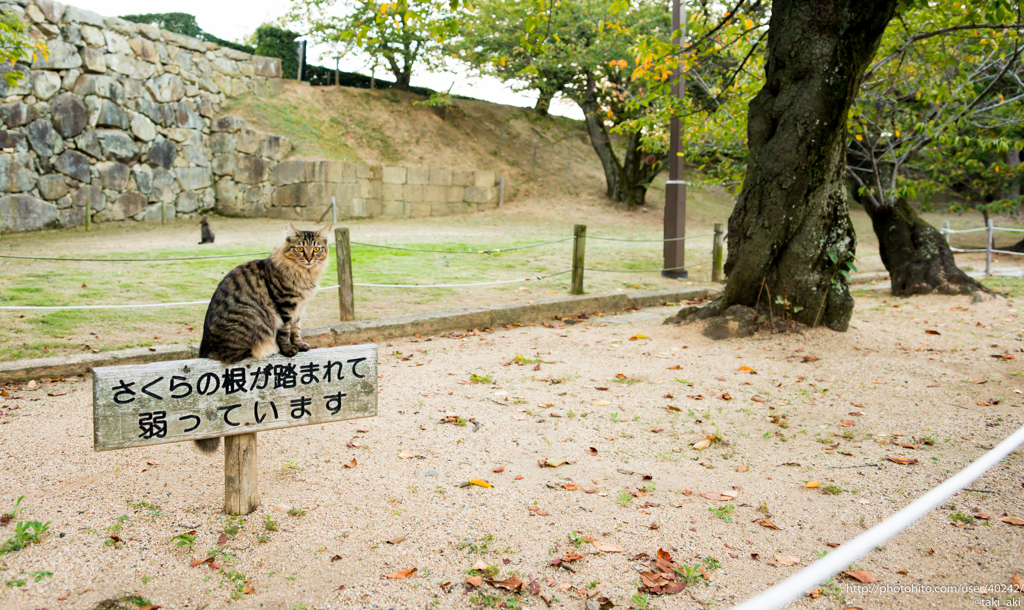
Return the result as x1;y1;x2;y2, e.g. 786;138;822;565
728;423;1024;610
0;285;344;311
992;227;1024;233
349;271;570;288
943;227;990;234
989;249;1024;256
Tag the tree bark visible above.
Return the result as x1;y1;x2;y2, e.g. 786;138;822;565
865;198;990;295
535;90;554;116
719;0;898;331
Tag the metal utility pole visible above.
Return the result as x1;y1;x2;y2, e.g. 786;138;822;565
662;0;688;279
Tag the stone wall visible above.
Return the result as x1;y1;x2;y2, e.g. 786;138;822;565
0;0;283;232
212;116;503;221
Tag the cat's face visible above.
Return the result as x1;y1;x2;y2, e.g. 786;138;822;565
282;223;331;270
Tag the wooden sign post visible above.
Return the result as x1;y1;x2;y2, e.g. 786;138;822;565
92;345;378;515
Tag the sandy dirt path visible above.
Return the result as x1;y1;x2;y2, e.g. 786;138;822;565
1;289;1022;610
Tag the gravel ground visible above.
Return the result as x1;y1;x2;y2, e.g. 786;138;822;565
1;289;1022;610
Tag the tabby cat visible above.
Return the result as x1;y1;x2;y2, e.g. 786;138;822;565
194;223;331;454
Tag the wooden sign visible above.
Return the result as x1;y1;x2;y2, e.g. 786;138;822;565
92;344;378;452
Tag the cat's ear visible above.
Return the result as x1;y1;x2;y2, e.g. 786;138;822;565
284;223;300;240
315;225;333;240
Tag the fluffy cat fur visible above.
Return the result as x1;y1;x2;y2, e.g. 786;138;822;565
194;223;331;454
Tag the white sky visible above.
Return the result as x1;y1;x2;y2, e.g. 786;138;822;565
68;0;585;119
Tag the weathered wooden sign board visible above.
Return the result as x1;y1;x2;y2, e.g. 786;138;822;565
93;344;377;451
92;345;378;515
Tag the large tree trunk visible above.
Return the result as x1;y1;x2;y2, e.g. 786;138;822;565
580;72;622;200
718;0;898;331
866;198;989;295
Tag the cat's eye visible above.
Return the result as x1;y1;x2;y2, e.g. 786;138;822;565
296;247;303;252
313;248;320;252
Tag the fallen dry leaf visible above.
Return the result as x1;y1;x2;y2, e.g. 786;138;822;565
886;455;918;465
398;450;414;459
629;335;648;341
465;575;483;587
925;329;941;335
540;457;568;468
700;491;739;501
805;480;820;489
490;576;524;592
191;557;215;567
587;447;598;456
999;516;1024;526
388;535;407;545
774;554;801;566
343;458;357;468
589;539;625;553
472;558;489;571
693;438;712;450
591;400;611;406
493;466;505;473
840;420;855;427
737;464;748;473
844;570;877;583
739;366;757;373
383;568;417;579
759;519;781;530
468;478;492;488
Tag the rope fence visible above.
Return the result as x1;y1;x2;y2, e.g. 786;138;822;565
729;422;1024;610
0;224;727;316
941;220;1024;276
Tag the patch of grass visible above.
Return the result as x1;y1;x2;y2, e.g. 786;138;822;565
822;485;843;495
616;491;634;507
949;511;975;525
169;531;196;552
90;593;153;610
288;507;307;517
469;373;494;384
709;504;735;523
1;519;50;555
264;515;279;532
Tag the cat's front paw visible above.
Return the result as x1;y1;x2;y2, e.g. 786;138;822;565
295;341;311;352
279;345;299;357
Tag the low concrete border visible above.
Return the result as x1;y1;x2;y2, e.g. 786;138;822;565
0;285;720;382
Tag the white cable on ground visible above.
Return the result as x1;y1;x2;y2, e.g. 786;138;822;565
728;423;1024;610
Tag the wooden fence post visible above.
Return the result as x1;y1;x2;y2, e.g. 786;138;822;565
224;433;258;515
160;201;166;225
567;163;573;192
335;228;355;321
986;218;993;276
531;148;537;180
712;222;725;283
331;196;337;225
941;220;950;243
571;224;586;295
84;199;91;231
498;176;505;207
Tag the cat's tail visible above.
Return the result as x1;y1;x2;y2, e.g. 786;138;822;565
194;438;221;454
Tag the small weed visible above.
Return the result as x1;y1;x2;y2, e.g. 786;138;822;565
170;531;196;552
223;516;244;536
822;485;843;495
469;373;494;384
4;578;25;588
674;563;705;586
616;491;634;507
257;535;270;543
264;515;279;532
632;592;651;609
709;504;735;523
1;519;50;555
283;460;302;472
587;579;598;588
569;531;584;548
90;593;152;609
702;557;722;571
288;507;307;517
675;379;695;386
949;511;975;525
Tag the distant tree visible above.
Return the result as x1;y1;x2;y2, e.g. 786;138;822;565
1;10;47;86
461;0;675;207
287;0;459;91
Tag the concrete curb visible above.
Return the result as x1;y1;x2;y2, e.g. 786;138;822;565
0;285;720;382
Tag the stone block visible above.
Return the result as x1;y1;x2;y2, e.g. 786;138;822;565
0;64;31;97
105;16;139;35
176;167;212;190
251;78;284;97
170;101;203;130
214;177;240;210
79;24;105;47
139;202;175;222
351;197;369;218
0;129;27;153
265;206;303;220
200;187;216;210
175;190;200;213
428;167;453;186
0;194;58;231
145;73;185;103
54;150;90;183
150;168;177;203
236;128;261;155
37;174;67;201
452;169;474;187
71;185;105;211
407;166;429;185
211;57;241;77
355;163;377;179
356;180;380;199
130;37;158;63
474;170;496;188
381;199;403;218
408;202;430;217
423;185;446;203
86;97;129;130
259;134;290;160
95;129;139;164
446;185;465;203
270;160;306;186
130;113;156;141
0;153;37;192
431;203;458;216
382;183;403;201
182;145;210;168
235;154;269;184
37;0;65;24
403;184;423;202
76;131;103;159
26;119;63;158
146;139;177;169
32;40;81;70
161;30;206;53
62;5;105;26
94;161;129;190
382;166;406;184
211;153;237;177
167;128;202;145
132;164;152;194
124;78;146;99
73;74;125;103
252;56;281;78
49;93;87;138
137;23;160;40
2;103;30;128
103;30;133;55
79;47;106;74
32;71;61;100
212;116;245;133
272;182;327;208
58;205;86;227
464;186;494;204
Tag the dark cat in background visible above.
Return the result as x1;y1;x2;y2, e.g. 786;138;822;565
194;223;332;454
199;217;215;244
